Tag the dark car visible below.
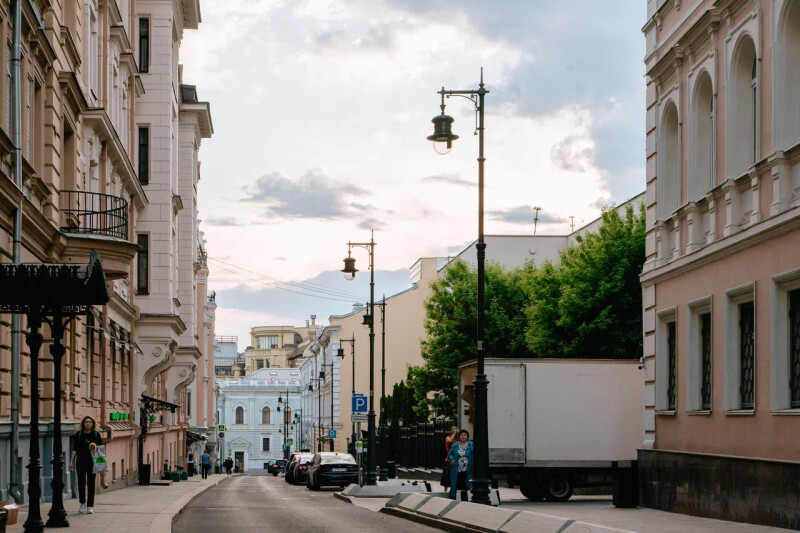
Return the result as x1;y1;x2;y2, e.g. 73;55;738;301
306;452;358;490
270;459;286;476
286;453;314;484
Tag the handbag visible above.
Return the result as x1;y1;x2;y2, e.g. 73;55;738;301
92;444;108;474
440;460;451;487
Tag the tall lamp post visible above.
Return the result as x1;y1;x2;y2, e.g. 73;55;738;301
277;391;290;459
377;297;388;481
321;345;345;451
337;335;355;453
341;231;377;485
426;69;491;505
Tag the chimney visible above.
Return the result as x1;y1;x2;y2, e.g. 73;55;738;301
311;315;316;325
306;320;309;327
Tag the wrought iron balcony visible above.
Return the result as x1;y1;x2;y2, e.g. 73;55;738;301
60;190;129;240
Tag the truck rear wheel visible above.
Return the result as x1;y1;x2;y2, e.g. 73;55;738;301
518;478;544;501
542;471;574;502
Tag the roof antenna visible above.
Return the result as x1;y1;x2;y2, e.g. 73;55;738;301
570;216;575;233
532;207;541;235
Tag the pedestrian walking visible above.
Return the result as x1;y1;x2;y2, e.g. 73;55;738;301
200;450;212;479
224;457;233;475
447;429;474;499
234;458;240;473
69;416;104;514
188;452;195;477
441;426;458;488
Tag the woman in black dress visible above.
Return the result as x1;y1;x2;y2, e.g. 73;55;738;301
69;416;103;514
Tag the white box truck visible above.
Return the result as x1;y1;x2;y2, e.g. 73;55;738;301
458;358;643;502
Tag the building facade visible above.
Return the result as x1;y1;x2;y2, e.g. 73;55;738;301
640;0;800;528
244;322;317;372
0;0;213;504
217;368;303;472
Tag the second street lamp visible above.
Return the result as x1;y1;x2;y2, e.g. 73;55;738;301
427;69;491;505
338;335;356;454
341;231;377;485
377;296;388;481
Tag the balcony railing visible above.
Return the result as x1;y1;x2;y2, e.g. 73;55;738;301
60;190;129;240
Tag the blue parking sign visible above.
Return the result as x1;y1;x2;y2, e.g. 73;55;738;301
352;394;367;413
329;430;337;439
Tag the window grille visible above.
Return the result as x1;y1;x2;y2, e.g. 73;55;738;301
701;313;712;410
739;301;755;409
789;290;800;408
667;321;677;411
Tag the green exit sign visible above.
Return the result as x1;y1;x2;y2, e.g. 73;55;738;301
109;412;130;421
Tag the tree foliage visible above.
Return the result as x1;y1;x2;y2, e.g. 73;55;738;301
405;202;646;418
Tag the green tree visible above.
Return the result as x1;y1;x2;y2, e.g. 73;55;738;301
407;260;534;418
525;203;646;359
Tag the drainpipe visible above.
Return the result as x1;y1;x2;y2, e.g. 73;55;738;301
8;0;24;505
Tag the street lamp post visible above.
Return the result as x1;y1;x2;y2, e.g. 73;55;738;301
377;297;388;481
341;231;377;485
426;69;491;505
337;335;355;453
277;391;292;459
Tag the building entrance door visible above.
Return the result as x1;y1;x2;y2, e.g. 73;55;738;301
235;451;245;473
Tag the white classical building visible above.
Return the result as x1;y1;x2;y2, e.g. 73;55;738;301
298;326;344;453
217;369;304;472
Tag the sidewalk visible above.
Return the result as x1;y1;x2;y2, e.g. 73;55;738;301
7;473;231;533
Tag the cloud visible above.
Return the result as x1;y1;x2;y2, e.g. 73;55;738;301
489;206;569;226
357;218;386;231
204;216;244;227
550;134;595;173
242;169;367;219
420;173;475;188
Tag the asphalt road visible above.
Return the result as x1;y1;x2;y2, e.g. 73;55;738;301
172;473;442;533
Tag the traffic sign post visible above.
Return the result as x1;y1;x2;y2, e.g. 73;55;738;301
351;394;367;413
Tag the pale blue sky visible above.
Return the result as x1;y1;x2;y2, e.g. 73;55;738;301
180;0;647;347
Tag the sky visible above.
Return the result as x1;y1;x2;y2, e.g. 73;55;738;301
180;0;648;350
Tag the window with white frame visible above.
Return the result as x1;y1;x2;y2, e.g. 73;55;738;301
723;283;756;412
257;335;279;349
686;297;712;412
689;73;714;201
726;36;757;179
235;406;244;425
770;269;800;411
774;0;800;150
261;406;271;424
655;307;678;412
262;438;270;452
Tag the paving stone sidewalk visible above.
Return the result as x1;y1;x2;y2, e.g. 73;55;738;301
7;473;231;533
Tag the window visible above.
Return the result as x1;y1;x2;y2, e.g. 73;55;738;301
187;390;192;417
656;307;677;412
657;101;680;220
136;234;149;295
689;73;714;201
138;18;149;73
25;76;31;158
261;406;271;424
726;36;757;178
6;43;10;129
667;322;677;411
775;0;800;149
235;406;244;425
739;301;755;409
262;438;270;452
257;335;279;349
256;359;264;370
788;290;800;409
701;313;712;410
138;127;149;185
686;297;712;412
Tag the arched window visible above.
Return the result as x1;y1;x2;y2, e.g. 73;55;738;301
261;406;271;425
775;0;800;149
727;36;757;178
657;101;680;220
690;73;714;200
235;406;244;425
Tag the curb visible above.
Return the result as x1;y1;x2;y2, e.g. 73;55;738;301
380;506;483;533
150;475;232;533
333;492;353;504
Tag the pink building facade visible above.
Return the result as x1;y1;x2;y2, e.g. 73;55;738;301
640;0;800;528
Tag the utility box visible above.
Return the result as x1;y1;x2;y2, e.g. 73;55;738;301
458;358;643;502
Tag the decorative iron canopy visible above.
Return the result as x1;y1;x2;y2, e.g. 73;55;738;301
141;394;180;414
0;249;109;314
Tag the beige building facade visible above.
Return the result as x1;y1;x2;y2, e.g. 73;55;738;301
244;322;317;372
640;0;800;528
0;0;214;504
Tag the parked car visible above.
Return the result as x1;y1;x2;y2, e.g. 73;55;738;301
270;459;286;476
286;453;314;484
306;452;358;490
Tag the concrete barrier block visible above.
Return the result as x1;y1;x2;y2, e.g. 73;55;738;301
417;497;459;519
441;501;519;533
385;492;415;508
397;493;432;512
341;484;361;496
499;511;573;533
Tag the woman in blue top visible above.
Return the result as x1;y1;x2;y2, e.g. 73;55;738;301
447;429;474;499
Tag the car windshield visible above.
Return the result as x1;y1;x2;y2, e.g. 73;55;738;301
320;453;356;464
297;454;313;463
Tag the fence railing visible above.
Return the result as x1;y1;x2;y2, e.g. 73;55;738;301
394;418;454;470
60;190;129;240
